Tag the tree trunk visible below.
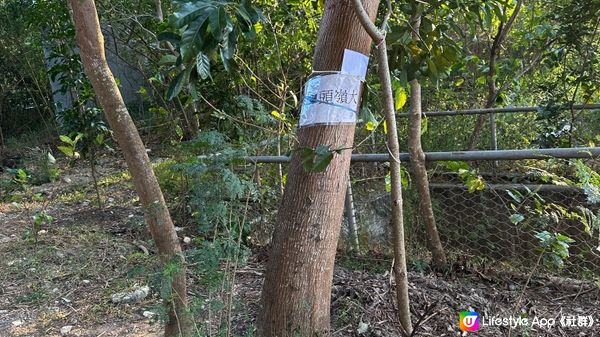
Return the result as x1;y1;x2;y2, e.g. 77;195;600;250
67;2;192;336
349;0;413;333
257;1;379;336
409;79;447;269
407;13;447;271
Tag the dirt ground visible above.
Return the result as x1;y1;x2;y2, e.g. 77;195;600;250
1;155;599;337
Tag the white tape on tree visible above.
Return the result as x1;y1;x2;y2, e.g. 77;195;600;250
299;73;362;127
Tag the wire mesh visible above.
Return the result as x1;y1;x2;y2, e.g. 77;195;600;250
348;159;600;278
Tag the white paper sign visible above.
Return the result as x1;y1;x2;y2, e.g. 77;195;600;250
341;49;369;80
299;73;362;127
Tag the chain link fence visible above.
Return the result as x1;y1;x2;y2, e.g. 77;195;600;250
348;159;600;278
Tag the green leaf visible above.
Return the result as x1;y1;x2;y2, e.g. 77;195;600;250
298;147;316;171
421;115;428;135
510;213;525;224
167;68;191;101
465;176;485;193
57;146;74;157
157;32;181;45
209;5;227;41
271;110;285;121
313;145;335;172
59;135;73;145
254;22;263;34
170;2;213;28
556;233;575;243
180;13;211;63
220;23;237;63
159;54;178;66
394;86;407;110
196;52;210;80
426;59;438;78
385;172;391;192
175;125;184;139
506;190;523;203
95;133;105;145
297;145;335;172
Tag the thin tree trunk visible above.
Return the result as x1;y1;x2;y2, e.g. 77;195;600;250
409;80;447;270
89;152;103;209
345;178;360;252
258;1;379;336
155;0;164;22
407;13;447;271
350;0;413;334
67;2;192;336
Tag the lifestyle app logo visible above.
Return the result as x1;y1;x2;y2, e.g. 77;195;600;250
460;311;479;331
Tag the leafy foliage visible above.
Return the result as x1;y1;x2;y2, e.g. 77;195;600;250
162;0;262;100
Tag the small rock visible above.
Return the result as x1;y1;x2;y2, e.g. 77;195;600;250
107;197;115;203
174;227;184;232
61;297;71;303
61;177;72;184
37;230;47;235
111;285;150;304
143;311;156;319
60;325;73;335
82;280;91;285
128;214;134;218
183;236;191;244
52;288;59;293
12;320;23;326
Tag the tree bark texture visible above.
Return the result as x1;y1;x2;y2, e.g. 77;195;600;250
375;41;414;337
407;13;447;271
67;2;192;336
348;0;413;332
258;1;379;336
409;79;447;270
